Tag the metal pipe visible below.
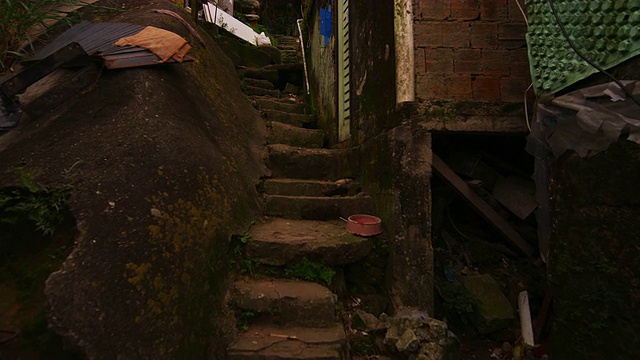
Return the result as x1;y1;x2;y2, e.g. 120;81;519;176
394;0;415;103
297;19;310;95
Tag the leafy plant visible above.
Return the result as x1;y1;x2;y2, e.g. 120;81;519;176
0;168;69;237
284;257;335;285
0;0;86;71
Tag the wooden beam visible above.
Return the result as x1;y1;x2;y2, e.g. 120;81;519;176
432;153;535;257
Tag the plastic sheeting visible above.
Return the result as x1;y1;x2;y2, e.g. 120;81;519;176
528;81;640;158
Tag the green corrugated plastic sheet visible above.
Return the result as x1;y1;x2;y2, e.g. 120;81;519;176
526;0;640;95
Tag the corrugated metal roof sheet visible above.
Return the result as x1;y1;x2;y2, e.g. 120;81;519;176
29;22;194;69
32;22;144;60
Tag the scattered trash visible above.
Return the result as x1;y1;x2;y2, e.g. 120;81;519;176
518;291;535;347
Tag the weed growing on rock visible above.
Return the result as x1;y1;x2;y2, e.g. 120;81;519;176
284;257;335;286
1;168;69;237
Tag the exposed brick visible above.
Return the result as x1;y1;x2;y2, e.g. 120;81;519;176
471;22;498;48
509;49;530;76
482;49;510;76
455;59;481;74
481;0;507;21
416;74;440;99
499;40;527;50
425;48;454;73
454;48;481;61
500;77;530;102
416;74;472;100
472;76;501;101
508;0;528;22
499;23;527;40
442;22;471;48
511;61;531;77
415;0;450;20
444;75;473;99
415;47;426;75
414;22;443;47
451;0;480;20
510;48;529;62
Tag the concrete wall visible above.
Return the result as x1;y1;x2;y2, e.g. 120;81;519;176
413;0;530;102
306;0;338;143
549;140;640;360
349;0;397;144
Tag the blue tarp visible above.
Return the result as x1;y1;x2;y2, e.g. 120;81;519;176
320;6;331;47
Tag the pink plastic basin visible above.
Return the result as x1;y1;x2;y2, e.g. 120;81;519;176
346;214;382;237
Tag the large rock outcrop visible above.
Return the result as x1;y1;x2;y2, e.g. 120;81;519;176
0;1;266;358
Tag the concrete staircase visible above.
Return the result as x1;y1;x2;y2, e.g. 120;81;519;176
227;36;375;360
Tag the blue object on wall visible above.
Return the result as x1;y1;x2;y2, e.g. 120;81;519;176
320;6;332;47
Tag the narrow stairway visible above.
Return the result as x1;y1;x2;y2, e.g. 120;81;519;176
226;36;376;360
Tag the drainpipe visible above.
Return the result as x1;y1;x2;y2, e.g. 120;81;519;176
394;0;415;104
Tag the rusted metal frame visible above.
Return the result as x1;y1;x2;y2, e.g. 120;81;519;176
432;153;536;257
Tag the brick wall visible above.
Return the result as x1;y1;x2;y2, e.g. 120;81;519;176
414;0;530;102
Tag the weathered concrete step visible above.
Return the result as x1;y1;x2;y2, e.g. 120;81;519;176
264;194;375;220
264;63;304;72
266;144;356;181
247;218;372;266
230;278;337;327
246;86;280;97
263;109;315;128
228;323;345;360
268;122;324;148
245;78;275;90
239;67;279;83
262;179;361;197
255;97;309;114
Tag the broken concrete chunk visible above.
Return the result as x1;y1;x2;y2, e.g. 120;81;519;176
462;274;515;334
352;309;382;332
396;329;420;352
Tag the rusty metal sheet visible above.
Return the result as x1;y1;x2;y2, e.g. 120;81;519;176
30;22;144;61
102;53;194;69
27;22;193;70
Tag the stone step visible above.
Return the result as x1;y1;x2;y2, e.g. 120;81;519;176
262;179;361;197
268;122;324;148
278;45;299;51
239;67;279;83
264;63;304;72
266;144;356;181
264;194;375;220
230;278;337;327
263;109;315;128
247;218;372;266
245;78;275;90
255;97;309;114
228;323;345;360
275;35;300;46
246;86;280;97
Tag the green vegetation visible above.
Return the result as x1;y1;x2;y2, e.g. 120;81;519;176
284;257;335;286
0;0;79;70
0;168;69;237
436;280;478;325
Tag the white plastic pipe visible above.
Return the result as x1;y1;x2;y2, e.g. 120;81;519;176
394;0;415;103
297;19;310;95
518;290;535;347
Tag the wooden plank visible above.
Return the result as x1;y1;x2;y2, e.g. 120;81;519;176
432;153;535;257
